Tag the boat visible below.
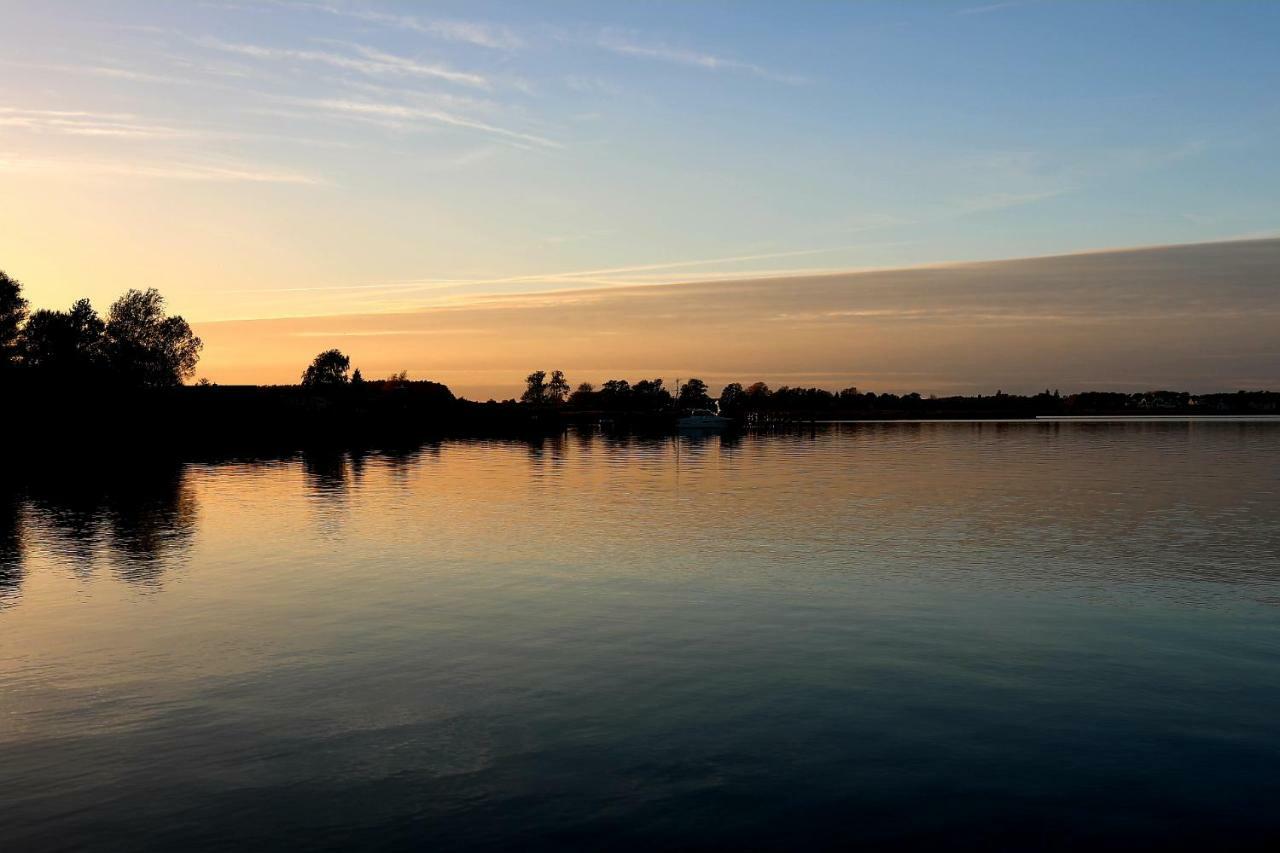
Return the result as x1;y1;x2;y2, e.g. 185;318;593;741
677;409;733;430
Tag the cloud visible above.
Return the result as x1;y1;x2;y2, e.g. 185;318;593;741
196;37;489;88
286;97;560;148
217;243;902;308
595;35;807;84
290;328;490;337
0;59;202;86
957;1;1038;15
343;10;523;50
500;245;878;282
564;75;623;96
0;153;320;184
0;107;194;139
195;239;1280;395
265;1;523;49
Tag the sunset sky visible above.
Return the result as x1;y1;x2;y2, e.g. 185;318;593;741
1;1;1278;397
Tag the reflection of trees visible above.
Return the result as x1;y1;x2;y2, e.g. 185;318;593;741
572;427;595;455
303;450;349;493
0;490;23;609
525;433;567;467
26;478;106;568
12;462;197;595
717;431;743;452
348;447;368;483
302;450;352;537
103;469;199;586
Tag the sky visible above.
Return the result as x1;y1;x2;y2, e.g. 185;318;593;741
1;0;1278;395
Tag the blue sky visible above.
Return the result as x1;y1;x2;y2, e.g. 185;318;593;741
0;0;1278;324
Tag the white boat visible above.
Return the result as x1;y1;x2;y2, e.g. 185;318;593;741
677;409;733;430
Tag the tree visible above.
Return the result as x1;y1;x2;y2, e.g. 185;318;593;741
21;299;106;376
546;370;570;404
718;382;745;417
678;377;713;409
351;367;364;384
301;349;350;386
0;270;29;368
632;378;672;411
521;370;547;404
105;289;202;387
521;369;570;405
595;378;633;410
601;379;631;396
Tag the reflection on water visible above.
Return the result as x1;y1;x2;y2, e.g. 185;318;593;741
1;422;1279;850
2;462;198;602
0;491;22;609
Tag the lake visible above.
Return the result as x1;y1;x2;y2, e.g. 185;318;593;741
2;422;1279;850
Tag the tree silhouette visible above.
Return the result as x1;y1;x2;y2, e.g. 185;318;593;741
301;349;351;386
718;382;745;417
0;270;29;368
21;299;105;376
632;378;672;410
105;289;202;387
601;379;631;396
744;381;772;409
678;377;713;409
521;370;547;404
521;369;571;405
546;370;570;404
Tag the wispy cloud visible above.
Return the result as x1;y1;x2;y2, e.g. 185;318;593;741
263;1;523;49
285;97;560;148
289;328;490;337
0;107;193;139
510;245;869;282
564;75;623;96
340;9;523;50
0;153;320;184
0;59;201;86
317;77;501;114
957;0;1038;15
196;37;489;88
226;244;899;300
0;105;357;149
595;35;807;84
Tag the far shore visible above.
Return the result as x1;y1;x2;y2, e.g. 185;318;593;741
7;379;1277;455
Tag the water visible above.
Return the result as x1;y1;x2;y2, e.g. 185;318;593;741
2;422;1279;850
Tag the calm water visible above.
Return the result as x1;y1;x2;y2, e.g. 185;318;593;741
3;423;1279;850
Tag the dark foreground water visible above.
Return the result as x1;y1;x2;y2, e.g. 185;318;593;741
2;422;1279;850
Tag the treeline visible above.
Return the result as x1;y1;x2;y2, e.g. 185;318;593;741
0;270;201;387
517;370;1280;418
711;384;1280;418
520;373;715;411
716;384;1274;417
